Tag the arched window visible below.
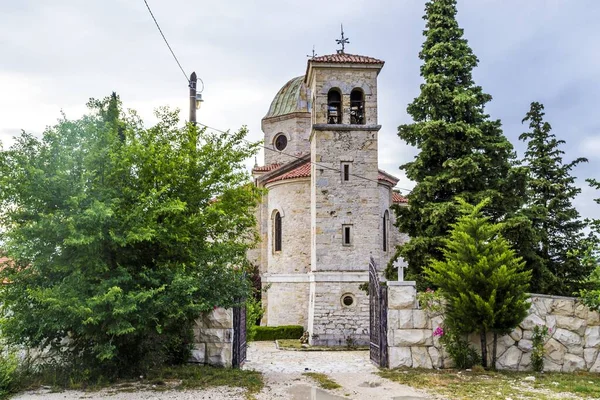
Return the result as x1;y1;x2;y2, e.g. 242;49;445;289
327;89;342;124
274;211;282;252
383;210;389;252
350;88;365;124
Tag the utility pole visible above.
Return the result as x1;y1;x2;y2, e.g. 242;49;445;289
189;71;197;124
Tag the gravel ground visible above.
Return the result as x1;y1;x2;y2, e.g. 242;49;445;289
11;342;435;400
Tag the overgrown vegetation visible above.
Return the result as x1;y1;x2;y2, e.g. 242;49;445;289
0;94;261;378
0;358;263;399
379;368;600;400
252;325;304;341
531;325;550;373
424;199;531;369
0;345;19;399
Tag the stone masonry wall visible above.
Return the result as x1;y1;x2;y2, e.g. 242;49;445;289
264;281;310;327
308;280;370;346
190;307;234;368
387;282;600;372
262;114;311;165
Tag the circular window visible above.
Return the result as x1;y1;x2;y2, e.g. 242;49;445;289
274;134;288;151
342;294;355;307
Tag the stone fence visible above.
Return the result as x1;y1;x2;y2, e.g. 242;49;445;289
387;281;600;372
189;307;234;367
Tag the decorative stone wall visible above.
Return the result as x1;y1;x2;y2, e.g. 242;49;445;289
387;282;600;372
190;307;234;368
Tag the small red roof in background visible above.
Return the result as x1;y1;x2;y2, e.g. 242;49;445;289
253;163;282;173
266;161;311;183
392;192;408;204
0;256;11;284
310;53;384;64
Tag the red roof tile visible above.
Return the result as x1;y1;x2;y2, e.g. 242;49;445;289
393;192;408;204
378;170;399;186
0;256;11;284
310;53;384;64
265;161;403;188
267;161;311;183
253;163;282;173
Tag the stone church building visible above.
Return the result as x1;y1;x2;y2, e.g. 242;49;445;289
250;51;407;345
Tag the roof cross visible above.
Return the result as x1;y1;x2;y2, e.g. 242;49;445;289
307;45;317;59
336;24;349;54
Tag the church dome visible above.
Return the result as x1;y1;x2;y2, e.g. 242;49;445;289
264;76;311;119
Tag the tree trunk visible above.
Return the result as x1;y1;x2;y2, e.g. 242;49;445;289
492;332;498;370
480;329;488;369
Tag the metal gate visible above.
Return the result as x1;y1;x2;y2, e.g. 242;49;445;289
232;303;247;368
369;257;388;368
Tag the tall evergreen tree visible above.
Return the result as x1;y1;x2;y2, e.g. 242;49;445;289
425;199;531;369
389;0;526;287
519;102;588;295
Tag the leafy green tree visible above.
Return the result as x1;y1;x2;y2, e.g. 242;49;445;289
0;94;260;376
425;199;531;369
578;179;600;311
389;0;527;288
519;102;589;295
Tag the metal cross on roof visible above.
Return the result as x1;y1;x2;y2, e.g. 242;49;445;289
336;24;349;54
307;45;317;59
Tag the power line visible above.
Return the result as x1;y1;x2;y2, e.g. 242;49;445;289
196;122;413;194
142;0;189;83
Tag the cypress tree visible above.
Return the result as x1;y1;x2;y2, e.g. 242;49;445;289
425;199;531;369
519;102;589;295
390;0;526;287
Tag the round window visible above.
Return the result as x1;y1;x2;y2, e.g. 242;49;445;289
342;294;355;307
274;134;288;151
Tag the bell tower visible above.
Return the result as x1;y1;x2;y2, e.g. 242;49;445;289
305;52;384;345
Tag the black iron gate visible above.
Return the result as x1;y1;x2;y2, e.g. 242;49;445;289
369;257;388;368
232;303;247;368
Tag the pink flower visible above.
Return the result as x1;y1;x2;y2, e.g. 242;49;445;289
426;288;434;293
433;326;444;337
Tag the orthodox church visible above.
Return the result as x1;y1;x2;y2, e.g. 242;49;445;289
249;48;408;345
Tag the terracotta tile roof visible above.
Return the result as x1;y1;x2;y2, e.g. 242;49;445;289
378;170;399;186
253;163;282;173
393;192;408;204
264;161;403;189
310;53;384;64
266;161;311;183
0;256;11;284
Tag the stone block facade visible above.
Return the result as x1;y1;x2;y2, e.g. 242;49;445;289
387;282;600;372
307;276;370;346
190;307;234;368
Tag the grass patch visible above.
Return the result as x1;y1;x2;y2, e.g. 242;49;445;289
379;368;600;400
9;363;263;398
277;339;369;351
147;364;263;394
303;372;342;390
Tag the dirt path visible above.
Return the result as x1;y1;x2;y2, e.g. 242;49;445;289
245;341;435;400
12;342;435;400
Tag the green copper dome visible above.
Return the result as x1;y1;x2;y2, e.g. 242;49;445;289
264;76;311;119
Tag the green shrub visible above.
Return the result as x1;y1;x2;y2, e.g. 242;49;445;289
436;327;480;370
0;348;19;399
246;297;264;342
531;325;550;373
252;325;303;341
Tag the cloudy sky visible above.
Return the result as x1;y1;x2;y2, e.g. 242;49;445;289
1;0;599;219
